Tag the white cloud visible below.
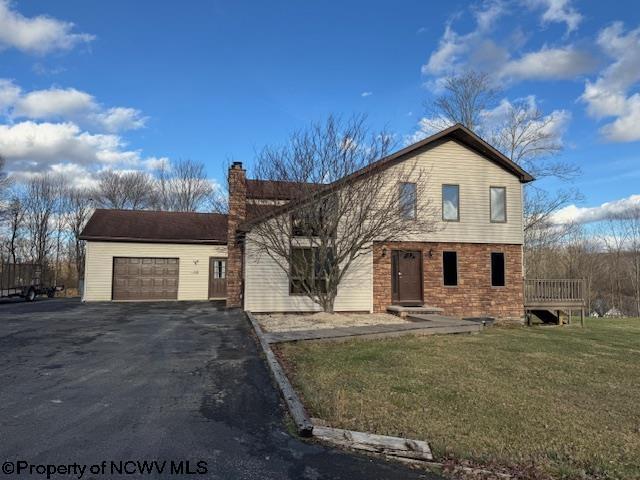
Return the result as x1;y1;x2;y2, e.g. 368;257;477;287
473;0;505;32
0;78;20;111
143;157;170;171
529;0;583;34
422;24;473;76
551;194;640;224
0;121;151;174
49;163;98;189
580;22;640;142
13;87;96;119
0;79;147;133
0;0;94;54
360;91;373;97
421;1;508;78
598;94;640;142
421;2;594;85
498;46;595;81
91;107;147;133
32;63;66;76
0;78;159;186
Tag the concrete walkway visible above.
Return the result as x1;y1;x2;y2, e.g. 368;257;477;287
263;315;481;343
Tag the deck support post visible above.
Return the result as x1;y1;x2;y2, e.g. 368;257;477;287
580;308;584;328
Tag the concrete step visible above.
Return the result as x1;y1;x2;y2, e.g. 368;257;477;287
387;305;444;317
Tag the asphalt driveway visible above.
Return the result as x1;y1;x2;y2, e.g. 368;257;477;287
0;300;438;479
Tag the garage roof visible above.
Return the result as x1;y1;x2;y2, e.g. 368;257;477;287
80;209;228;244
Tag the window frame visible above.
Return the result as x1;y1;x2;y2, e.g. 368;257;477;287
399;181;417;220
442;251;458;287
289;246;331;295
442;184;460;222
289;247;313;295
489;186;507;223
490;251;506;287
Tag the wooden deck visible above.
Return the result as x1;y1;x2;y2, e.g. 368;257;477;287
524;279;586;326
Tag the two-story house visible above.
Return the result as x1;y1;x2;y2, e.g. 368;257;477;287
80;124;533;321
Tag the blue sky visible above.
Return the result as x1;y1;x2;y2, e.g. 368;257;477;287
1;0;639;223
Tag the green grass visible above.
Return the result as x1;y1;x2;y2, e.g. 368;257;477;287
278;318;640;479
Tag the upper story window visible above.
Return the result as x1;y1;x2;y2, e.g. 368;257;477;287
490;186;506;223
442;184;460;221
399;182;417;220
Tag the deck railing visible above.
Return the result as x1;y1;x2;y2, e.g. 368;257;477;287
524;279;585;306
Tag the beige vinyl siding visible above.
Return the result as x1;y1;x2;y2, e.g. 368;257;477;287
244;234;373;312
83;241;227;301
380;139;524;244
242;139;524;312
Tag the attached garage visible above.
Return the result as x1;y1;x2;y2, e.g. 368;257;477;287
80;210;228;302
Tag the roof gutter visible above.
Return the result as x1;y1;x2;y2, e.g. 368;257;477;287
79;235;227;245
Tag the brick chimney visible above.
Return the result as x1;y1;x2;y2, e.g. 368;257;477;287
226;161;246;308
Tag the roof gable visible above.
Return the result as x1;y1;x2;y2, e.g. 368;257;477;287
239;124;533;232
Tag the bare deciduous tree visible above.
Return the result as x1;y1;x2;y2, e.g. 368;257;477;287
488;99;574;178
618;206;640;316
424;70;580;273
64;187;94;281
562;226;602;315
24;175;60;265
3;189;26;264
93;170;155;210
154;159;213;212
248;115;439;312
598;218;627;313
423;71;499;132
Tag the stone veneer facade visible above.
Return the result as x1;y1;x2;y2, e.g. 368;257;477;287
373;241;524;320
226;162;246;308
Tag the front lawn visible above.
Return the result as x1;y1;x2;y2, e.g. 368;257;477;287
278;319;640;479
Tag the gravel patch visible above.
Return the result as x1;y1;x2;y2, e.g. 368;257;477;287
256;312;409;333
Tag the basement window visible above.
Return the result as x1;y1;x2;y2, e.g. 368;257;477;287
491;252;505;287
443;251;458;286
